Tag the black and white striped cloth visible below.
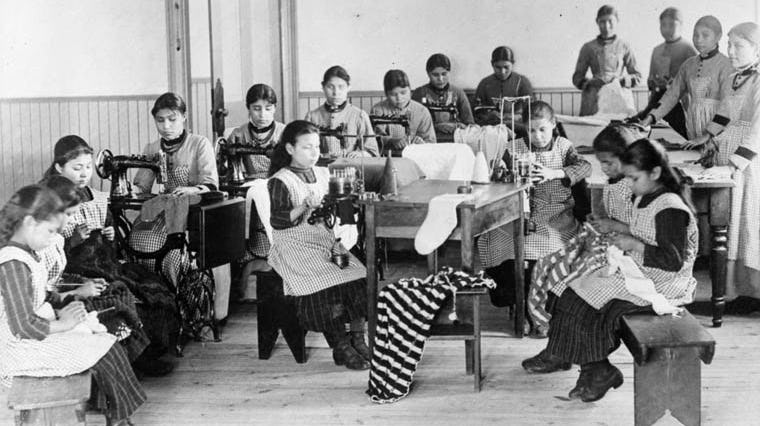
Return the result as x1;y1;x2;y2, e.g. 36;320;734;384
367;267;494;404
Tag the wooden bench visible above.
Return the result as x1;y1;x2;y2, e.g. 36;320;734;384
6;372;105;426
429;287;487;392
255;270;307;363
621;311;716;426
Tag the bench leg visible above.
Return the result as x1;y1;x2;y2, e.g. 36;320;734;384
634;347;701;426
473;294;482;392
465;340;474;375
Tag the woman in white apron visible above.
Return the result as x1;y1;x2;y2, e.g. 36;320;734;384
641;16;733;141
267;121;370;370
697;23;760;300
0;185;145;425
522;139;698;403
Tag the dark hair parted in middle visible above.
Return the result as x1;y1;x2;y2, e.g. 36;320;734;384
383;69;410;93
621;138;692;210
246;84;278;108
522;100;555;123
268;120;320;177
426;53;451;72
44;135;94;178
151;92;187;117
322;65;351;86
491;46;515;64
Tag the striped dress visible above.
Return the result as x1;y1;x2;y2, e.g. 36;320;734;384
0;244;146;421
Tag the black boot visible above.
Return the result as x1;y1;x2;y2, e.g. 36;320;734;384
333;338;370;370
350;331;371;362
579;360;623;402
521;349;572;373
569;365;594;400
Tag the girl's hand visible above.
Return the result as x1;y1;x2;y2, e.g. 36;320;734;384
58;301;87;327
74;223;90;240
410;136;425;145
681;135;709;150
436;122;459;134
530;163;564;184
589;217;620;234
171;186;202;196
346;150;371;159
304;193;323;209
639;114;654;127
74;279;107;298
612;234;643;253
101;226;115;241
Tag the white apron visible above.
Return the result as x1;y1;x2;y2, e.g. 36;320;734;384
0;247;114;386
267;167;366;296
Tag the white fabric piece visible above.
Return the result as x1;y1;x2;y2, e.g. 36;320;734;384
596;81;636;116
472;151;490;183
414;193;474;255
247;179;272;241
453;124;509;169
605;246;683;316
402;143;474;181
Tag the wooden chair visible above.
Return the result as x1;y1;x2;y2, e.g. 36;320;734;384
621;311;715;426
6;372;104;426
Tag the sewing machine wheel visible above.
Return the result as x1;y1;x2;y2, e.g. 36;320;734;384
95;149;114;179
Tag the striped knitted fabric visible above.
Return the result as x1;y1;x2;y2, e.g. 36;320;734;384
367;267;495;404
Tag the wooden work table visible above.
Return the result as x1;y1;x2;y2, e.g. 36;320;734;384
359;179;530;344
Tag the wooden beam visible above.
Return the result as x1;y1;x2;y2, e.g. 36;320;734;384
278;0;299;123
165;0;194;130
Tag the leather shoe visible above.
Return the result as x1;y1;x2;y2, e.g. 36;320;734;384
521;350;572;373
580;363;624;402
568;365;594;399
132;358;174;377
333;340;370;370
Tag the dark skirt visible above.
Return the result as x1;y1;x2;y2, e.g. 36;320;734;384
90;344;146;423
545;288;651;365
293;279;367;333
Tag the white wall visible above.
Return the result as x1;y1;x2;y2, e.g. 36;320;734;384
0;0;167;98
296;0;757;92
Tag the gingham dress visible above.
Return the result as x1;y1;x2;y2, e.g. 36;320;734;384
477;137;584;266
42;234;67;292
569;192;698;309
60;187;109;239
0;246;115;384
713;73;759;268
226;121;285;180
267;167;366;296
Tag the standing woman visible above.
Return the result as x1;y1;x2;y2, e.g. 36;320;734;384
130;92;219;286
572;5;642;116
697;23;760;301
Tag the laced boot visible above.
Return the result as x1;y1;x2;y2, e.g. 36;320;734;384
350;331;371;362
333;337;370;370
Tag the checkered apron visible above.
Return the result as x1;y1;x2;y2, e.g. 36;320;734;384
60;187;109;239
603;179;633;224
0;247;115;385
569;193;698;309
227;122;284;180
685;76;721;139
267;167;366;296
712;82;760;267
41;234;67;292
478;137;581;266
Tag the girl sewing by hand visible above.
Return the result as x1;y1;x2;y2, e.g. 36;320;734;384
371;69;436;153
523;139;697;403
267;120;370;371
0;185;145;425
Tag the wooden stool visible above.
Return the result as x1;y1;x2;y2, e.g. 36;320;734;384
621;311;715;426
429;287;487;391
255;270;307;363
7;372;92;426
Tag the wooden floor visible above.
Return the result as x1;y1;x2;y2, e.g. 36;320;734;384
2;257;760;425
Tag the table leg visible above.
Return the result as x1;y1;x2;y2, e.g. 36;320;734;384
365;203;378;352
709;188;730;328
460;207;474;272
513;192;525;338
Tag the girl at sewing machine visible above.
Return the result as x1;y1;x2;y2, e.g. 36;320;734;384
638;15;732;141
528;124;636;337
478;101;591;317
523;138;698;403
473;46;534;133
371;69;436;153
267;120;370;371
130;92;219;287
227;83;286;180
43;135;177;377
572;5;642;116
305;65;379;158
412;53;475;141
692;22;760;302
0;185;145;425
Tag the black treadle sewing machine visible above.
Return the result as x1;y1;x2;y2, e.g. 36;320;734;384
215;138;273;185
369;114;411;157
420;98;459;123
95;149;161;200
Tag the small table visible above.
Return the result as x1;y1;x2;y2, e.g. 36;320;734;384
359;179;530;344
583;150;734;327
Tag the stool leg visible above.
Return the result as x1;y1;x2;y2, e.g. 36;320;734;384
256;274;281;360
634;347;701;426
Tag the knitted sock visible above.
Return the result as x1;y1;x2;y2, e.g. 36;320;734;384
414;193;474;255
